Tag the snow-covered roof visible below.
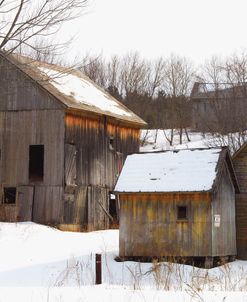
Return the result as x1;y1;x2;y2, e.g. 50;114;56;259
115;148;226;193
2;53;146;127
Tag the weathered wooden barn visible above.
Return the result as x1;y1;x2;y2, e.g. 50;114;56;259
114;147;239;266
232;143;247;259
191;82;247;132
0;52;146;230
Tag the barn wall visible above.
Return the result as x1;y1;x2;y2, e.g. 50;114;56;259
63;112;140;229
233;146;247;192
65;112;140;187
119;193;212;258
0;110;65;224
0;55;64;111
233;147;247;259
192;97;247;132
211;162;236;256
235;193;247;259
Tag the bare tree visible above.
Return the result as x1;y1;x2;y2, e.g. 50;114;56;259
162;54;194;144
146;57;166;97
120;52;149;98
0;0;88;57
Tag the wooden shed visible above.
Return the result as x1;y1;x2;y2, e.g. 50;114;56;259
232;143;247;259
114;147;239;266
0;52;146;231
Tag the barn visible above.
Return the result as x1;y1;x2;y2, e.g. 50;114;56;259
0;52;146;231
190;82;247;132
232;143;247;259
114;147;239;267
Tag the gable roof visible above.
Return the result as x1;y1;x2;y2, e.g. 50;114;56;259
1;52;147;127
191;82;247;100
114;147;239;193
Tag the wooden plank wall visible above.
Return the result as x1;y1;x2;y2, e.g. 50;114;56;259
64;112;140;230
233;148;247;259
0;55;64;111
0;110;65;224
211;162;236;256
192;97;247;132
87;186;109;231
119;193;212;258
235;193;247;259
65;113;140;188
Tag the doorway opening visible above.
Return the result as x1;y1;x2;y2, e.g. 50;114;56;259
29;145;44;182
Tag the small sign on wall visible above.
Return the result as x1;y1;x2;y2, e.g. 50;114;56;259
214;214;221;227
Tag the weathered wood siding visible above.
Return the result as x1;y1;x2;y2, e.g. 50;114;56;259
0;55;64;111
211;162;236;256
119;193;212;258
65;112;140;187
0;110;65;224
233;146;247;259
63;112;140;229
0;54;144;229
235;193;247;259
192;97;247;132
233;146;247;192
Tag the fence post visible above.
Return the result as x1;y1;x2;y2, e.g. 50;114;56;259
95;253;102;284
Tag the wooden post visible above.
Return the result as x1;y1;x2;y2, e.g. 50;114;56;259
95;253;102;284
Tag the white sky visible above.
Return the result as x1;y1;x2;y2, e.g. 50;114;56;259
62;0;247;64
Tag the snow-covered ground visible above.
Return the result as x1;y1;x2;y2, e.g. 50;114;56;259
140;129;210;152
1;222;247;301
140;129;247;153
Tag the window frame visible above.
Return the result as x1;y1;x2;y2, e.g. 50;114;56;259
176;205;188;221
3;187;17;204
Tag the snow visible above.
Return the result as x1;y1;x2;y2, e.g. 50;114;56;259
115;148;221;193
38;66;132;117
1;222;247;301
140;129;214;152
140;129;247;154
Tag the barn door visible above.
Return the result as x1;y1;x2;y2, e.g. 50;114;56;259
17;186;34;221
65;144;77;186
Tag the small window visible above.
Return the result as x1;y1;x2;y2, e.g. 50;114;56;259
29;145;44;182
177;206;188;220
109;136;114;150
109;193;119;227
3;187;16;204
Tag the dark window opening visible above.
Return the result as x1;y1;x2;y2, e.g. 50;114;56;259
29;145;44;182
177;206;188;220
3;187;16;204
109;193;119;227
109;136;114;150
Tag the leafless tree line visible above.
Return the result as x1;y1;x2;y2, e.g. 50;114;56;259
80;51;247;149
80;52;195;135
